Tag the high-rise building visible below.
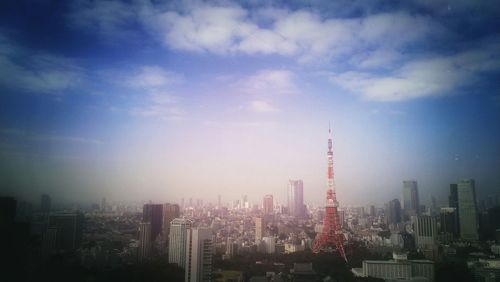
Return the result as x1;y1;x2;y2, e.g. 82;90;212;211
143;203;164;241
185;227;213;282
385;199;402;225
169;218;193;268
449;184;458;209
163;203;180;237
414;215;437;249
288;180;304;218
138;222;152;262
47;213;84;251
403;180;420;218
40;194;51;214
458;179;479;241
440;207;459;238
263;195;273;215
255;217;263;242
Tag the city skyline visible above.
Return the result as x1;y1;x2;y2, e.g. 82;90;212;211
0;0;499;207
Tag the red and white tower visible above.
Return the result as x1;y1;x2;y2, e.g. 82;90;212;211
312;125;347;262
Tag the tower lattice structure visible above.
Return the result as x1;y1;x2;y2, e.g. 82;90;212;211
312;126;347;262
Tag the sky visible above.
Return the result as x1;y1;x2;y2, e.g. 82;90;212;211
0;0;499;207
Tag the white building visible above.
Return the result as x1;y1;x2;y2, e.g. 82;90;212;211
168;218;193;268
185;227;213;282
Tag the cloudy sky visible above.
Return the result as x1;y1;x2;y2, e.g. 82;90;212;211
0;0;499;207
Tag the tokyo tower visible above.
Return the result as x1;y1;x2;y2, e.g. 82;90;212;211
312;125;347;262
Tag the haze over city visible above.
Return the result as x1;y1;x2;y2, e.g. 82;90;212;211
1;0;499;207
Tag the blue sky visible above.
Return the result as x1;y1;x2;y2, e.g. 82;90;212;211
0;0;499;207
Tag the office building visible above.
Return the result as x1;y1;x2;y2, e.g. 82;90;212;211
138;222;152;262
169;218;193;268
385;199;402;225
288;180;304;218
255;217;263;242
440;207;458;238
163;203;180;237
143;203;164;241
47;213;84;251
185;227;213;282
403;180;420;218
458;179;479;241
414;215;437;250
355;253;434;282
263;195;273;215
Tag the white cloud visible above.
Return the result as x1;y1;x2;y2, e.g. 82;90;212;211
331;43;500;101
128;65;181;88
236;69;299;95
249;100;279;112
141;3;443;63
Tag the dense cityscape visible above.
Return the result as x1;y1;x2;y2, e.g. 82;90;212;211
1;0;500;282
2;129;500;281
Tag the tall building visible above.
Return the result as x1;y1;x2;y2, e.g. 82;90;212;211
403;180;420;218
40;194;51;214
458;179;479;241
449;184;458;208
163;203;180;237
138;222;152;262
169;218;193;268
288;180;304;218
385;199;402;225
47;213;84;251
185;227;213;282
263;195;273;215
255;217;263;242
414;215;437;250
440;207;459;238
143;203;164;241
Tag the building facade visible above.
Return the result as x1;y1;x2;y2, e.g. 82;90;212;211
185;227;213;282
403;180;420;218
288;180;304;218
458;179;479;241
169;218;193;268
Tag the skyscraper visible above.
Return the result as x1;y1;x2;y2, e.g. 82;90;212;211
414;215;437;249
40;194;51;214
385;199;402;225
458;179;479;241
263;195;273;215
185;227;213;282
440;207;458;238
143;203;164;241
288;180;304;218
403;180;420;218
169;218;193;268
163;203;180;237
138;222;152;262
255;217;263;242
